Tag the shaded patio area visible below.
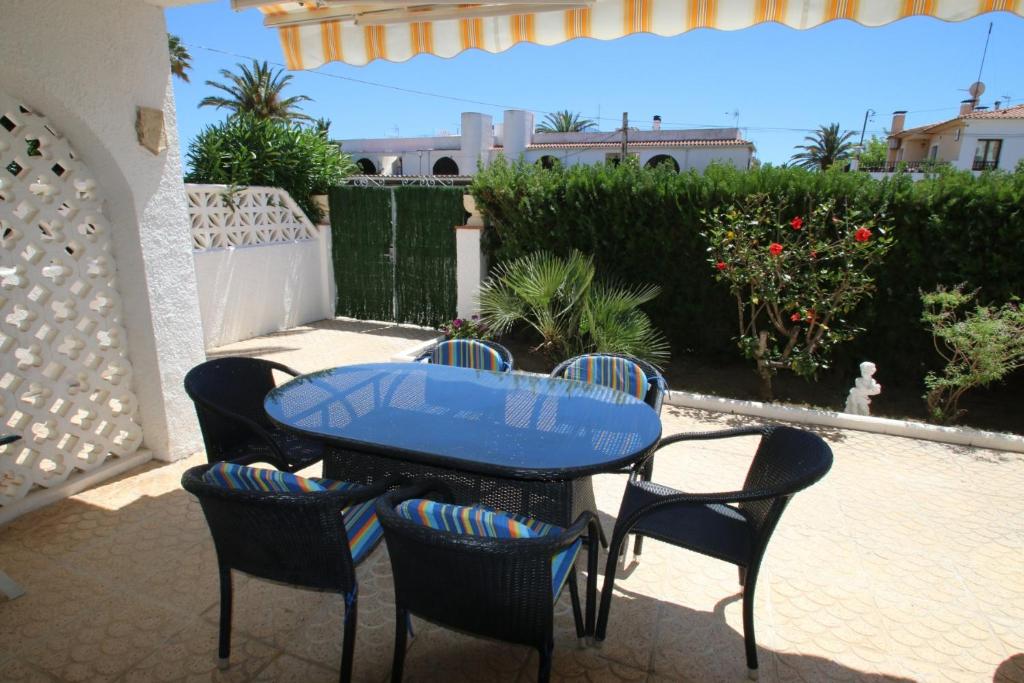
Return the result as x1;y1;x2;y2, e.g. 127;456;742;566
1;320;1022;682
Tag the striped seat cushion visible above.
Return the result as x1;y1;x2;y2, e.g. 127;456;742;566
430;339;506;371
396;499;581;598
313;477;384;564
202;463;382;564
563;355;649;400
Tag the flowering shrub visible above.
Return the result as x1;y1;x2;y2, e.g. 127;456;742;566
701;194;893;400
440;315;491;340
921;285;1024;424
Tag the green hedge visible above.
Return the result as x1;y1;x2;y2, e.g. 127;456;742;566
471;159;1024;384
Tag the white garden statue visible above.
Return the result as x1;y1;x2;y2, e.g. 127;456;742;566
845;361;881;415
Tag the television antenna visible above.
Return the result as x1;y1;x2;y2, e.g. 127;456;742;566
725;109;740;129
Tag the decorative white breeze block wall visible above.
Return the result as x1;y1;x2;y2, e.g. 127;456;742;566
187;184;334;348
0;93;143;508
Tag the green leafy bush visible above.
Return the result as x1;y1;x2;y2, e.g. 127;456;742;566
478;250;669;366
185;113;355;222
921;285;1024;424
471;158;1024;391
702;196;893;400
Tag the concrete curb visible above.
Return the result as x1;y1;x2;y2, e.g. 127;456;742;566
665;389;1024;454
390;339;1024;454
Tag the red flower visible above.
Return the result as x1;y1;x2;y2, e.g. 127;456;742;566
790;216;803;230
790;312;802;322
855;227;871;242
810;249;818;258
769;242;783;256
715;261;727;271
806;309;816;321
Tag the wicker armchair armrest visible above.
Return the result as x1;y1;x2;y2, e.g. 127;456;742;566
631;426;772;476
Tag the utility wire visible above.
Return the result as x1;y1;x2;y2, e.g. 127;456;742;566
188;42;895;137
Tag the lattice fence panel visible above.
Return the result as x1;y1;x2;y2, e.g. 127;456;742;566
0;92;143;507
186;184;317;251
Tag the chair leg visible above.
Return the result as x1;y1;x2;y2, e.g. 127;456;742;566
738;566;746;587
217;566;232;669
594;529;627;643
537;641;554;683
567;569;585;645
339;589;358;683
391;607;408;683
631;460;654;558
741;566;760;679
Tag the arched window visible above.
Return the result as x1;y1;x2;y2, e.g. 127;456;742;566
644;154;680;172
356;158;377;175
537;155;560;170
432;157;459;176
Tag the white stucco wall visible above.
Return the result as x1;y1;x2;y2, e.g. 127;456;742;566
194;235;334;348
957;119;1024;171
519;145;752;171
1;0;205;462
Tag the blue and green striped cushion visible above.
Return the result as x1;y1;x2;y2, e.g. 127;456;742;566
395;499;582;597
202;463;382;563
314;478;384;564
563;355;649;400
202;461;321;493
430;339;506;371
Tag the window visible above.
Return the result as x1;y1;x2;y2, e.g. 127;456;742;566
954;128;961;141
929;145;938;161
604;152;638;166
644;154;680;172
432;156;459;175
973;139;1001;171
356;158;377;175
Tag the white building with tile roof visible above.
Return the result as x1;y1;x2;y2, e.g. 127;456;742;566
337;110;755;177
875;102;1024;175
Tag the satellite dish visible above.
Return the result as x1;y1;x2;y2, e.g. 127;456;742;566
968;81;986;98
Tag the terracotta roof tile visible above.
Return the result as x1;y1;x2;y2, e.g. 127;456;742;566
895;103;1024;137
525;139;752;150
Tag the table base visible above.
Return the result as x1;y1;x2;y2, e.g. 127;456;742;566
325;449;600;529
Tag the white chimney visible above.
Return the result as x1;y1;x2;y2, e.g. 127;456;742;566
959;99;975;116
652;115;661;131
890;111;906;135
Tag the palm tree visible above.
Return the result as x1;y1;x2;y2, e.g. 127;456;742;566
168;34;192;83
535;110;597;133
199;60;313;122
790;123;856;170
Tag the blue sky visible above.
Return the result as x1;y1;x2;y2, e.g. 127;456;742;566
167;4;1024;165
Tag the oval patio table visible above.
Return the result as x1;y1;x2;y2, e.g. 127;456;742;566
264;362;663;527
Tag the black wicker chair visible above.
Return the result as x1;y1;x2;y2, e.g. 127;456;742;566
416;338;515;372
549;352;667;414
181;463;389;683
594;425;833;679
184;357;324;472
550;352;668;556
376;483;601;683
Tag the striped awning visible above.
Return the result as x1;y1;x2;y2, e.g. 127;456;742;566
235;0;1024;69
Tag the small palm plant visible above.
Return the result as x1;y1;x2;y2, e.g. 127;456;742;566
168;34;192;83
200;60;313;122
478;250;669;366
790;123;855;171
535;110;597;133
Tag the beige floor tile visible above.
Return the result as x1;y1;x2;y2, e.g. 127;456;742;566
3;319;1023;683
121;618;279;683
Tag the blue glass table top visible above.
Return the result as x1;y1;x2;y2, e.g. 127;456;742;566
264;363;663;479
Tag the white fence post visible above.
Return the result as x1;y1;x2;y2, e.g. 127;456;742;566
455;194;485;320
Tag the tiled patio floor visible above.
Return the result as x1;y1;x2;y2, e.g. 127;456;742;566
2;319;1022;682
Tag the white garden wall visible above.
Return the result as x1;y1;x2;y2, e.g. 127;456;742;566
187;185;334;348
1;0;205;481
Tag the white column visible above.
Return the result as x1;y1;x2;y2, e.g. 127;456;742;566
455;195;485;319
1;0;205;462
